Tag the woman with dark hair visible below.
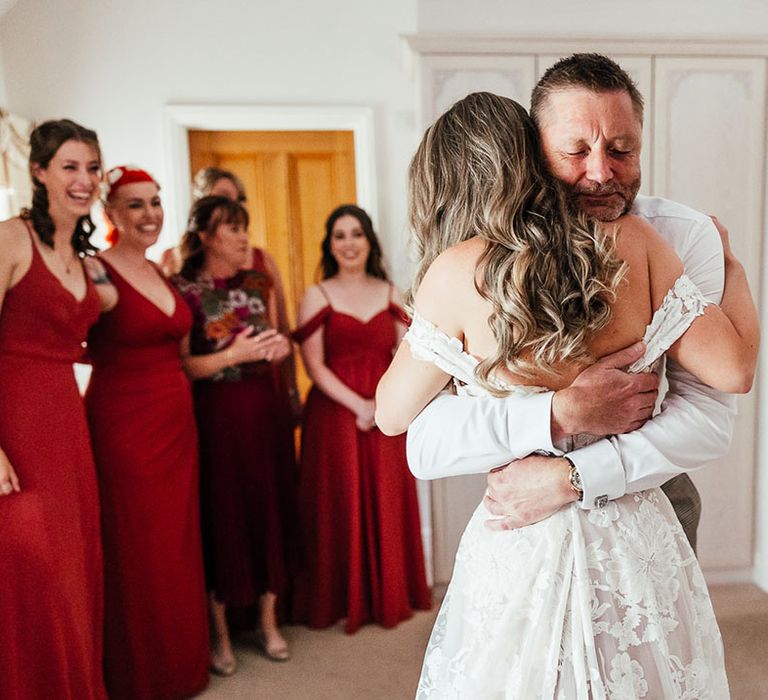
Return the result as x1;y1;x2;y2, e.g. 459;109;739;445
292;204;431;633
159;166;246;276
0;119;107;699
84;166;209;699
173;195;297;672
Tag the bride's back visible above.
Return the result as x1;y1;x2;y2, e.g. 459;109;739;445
450;214;655;391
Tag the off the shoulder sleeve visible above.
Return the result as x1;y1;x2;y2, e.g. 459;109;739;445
388;302;410;326
626;274;710;374
291;306;331;344
402;310;480;386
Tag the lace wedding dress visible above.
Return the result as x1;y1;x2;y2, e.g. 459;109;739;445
406;276;729;699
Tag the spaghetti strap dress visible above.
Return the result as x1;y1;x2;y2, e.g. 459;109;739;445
85;259;209;700
292;284;431;633
0;224;106;700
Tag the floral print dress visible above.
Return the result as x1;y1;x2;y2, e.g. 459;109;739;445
175;269;272;381
173;268;296;605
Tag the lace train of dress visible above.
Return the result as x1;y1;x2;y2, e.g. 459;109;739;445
409;275;729;699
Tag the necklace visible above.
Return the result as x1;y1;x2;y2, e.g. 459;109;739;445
57;248;78;275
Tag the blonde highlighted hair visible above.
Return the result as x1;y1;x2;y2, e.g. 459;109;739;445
408;92;625;393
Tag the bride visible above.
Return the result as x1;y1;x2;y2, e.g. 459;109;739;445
376;92;758;698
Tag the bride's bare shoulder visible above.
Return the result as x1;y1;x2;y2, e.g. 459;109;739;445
421;237;485;286
413;238;487;338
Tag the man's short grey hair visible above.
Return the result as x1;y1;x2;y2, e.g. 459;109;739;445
531;53;644;126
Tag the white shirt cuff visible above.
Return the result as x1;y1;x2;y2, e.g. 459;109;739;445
567;439;626;509
521;391;557;457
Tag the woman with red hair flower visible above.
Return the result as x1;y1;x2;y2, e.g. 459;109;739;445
84;166;210;699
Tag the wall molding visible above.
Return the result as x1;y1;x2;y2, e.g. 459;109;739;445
404;34;768;57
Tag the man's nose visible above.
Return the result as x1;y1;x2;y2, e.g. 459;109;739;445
584;150;613;184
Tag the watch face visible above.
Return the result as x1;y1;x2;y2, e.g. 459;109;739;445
569;464;583;492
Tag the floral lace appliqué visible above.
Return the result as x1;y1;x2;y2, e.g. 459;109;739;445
412;274;729;699
626;274;709;374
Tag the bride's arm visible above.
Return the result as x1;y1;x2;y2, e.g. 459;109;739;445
375;250;464;435
646;220;759;393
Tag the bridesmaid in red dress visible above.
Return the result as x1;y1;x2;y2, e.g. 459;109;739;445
84;166;209;699
0;120;107;700
293;204;431;633
173;196;296;673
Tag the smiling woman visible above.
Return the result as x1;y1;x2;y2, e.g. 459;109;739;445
292;204;431;634
83;166;210;700
0;119;107;700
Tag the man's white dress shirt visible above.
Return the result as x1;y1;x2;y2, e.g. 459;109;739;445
405;196;737;508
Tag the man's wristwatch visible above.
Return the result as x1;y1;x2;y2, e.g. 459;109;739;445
565;457;583;502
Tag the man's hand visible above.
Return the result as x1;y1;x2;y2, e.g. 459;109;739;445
484;455;576;530
551;342;659;441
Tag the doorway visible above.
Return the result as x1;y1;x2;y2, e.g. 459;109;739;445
187;128;358;395
162;104;377;394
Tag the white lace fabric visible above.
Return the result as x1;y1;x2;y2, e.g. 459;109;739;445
406;274;728;699
626;275;709;374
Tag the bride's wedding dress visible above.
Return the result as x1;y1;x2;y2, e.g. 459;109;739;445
406;275;729;699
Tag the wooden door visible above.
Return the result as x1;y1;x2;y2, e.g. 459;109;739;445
188;130;357;395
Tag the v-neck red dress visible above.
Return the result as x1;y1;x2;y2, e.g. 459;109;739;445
292;299;431;633
85;259;209;700
0;227;106;700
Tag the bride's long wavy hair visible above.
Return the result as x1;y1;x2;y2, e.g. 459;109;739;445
408;92;626;393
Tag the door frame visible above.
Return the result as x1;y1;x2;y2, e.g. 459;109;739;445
160;104;377;250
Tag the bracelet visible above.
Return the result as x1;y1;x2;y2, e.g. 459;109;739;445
564;456;583;502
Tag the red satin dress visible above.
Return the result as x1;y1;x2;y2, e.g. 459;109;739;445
0;227;106;700
292;286;431;633
85;260;209;700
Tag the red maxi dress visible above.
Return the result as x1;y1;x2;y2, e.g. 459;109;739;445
0;227;106;700
85;260;209;700
293;288;431;633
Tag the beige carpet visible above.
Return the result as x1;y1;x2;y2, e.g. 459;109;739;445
196;610;437;699
197;584;768;699
710;584;768;700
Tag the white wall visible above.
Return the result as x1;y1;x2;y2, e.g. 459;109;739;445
0;41;7;107
418;0;768;36
0;0;420;285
